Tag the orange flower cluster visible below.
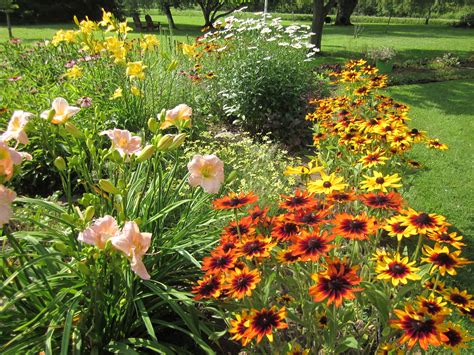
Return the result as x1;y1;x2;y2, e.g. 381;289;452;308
307;60;448;160
192;60;472;352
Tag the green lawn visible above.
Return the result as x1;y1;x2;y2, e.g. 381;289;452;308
1;10;473;62
388;80;474;288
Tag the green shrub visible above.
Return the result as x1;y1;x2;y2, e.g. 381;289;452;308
189;15;329;150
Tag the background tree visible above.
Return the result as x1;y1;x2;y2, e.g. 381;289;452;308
310;0;336;51
195;0;251;28
0;0;18;38
335;0;358;25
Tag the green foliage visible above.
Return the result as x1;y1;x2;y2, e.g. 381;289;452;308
184;131;302;204
191;15;329;149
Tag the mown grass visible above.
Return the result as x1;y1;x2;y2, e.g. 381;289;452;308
388;80;474;289
1;10;473;62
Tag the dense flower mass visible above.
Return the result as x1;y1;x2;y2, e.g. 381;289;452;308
192;59;471;353
0;10;470;352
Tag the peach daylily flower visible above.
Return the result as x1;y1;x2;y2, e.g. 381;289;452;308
187;154;224;194
40;97;80;124
0;141;23;182
161;104;192;130
111;221;152;280
100;129;142;158
0;184;16;226
78;215;119;249
1;110;33;145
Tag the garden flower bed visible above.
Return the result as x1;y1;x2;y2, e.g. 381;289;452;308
0;9;472;354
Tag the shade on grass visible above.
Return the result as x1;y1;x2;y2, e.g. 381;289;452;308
388;80;474;288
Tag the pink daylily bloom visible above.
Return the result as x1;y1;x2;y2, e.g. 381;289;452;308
111;221;152;280
78;215;119;249
187;154;224;194
0;141;24;181
1;110;33;145
100;129;142;158
0;184;16;226
40;97;80;124
161;104;192;130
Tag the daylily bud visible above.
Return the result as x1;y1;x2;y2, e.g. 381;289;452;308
168;133;187;150
136;144;155;162
157;109;166;123
147;117;159;133
47;109;56;122
54;156;67;171
167;59;178;72
226;170;238;184
117;179;126;189
99;179;121;195
65;122;84;138
53;241;69;254
83;206;95;222
77;262;90;275
156;134;174;151
109;149;122;162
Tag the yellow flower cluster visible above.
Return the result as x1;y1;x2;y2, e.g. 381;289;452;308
51;9;160;89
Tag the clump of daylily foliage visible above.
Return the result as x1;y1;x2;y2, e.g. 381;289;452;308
192;60;473;353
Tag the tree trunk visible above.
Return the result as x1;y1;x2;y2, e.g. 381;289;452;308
311;0;336;51
335;0;358;26
425;7;432;25
6;12;13;39
311;0;325;50
163;3;177;29
197;2;213;28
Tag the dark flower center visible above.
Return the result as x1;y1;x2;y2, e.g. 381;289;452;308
438;233;451;242
422;301;441;315
392;223;406;233
444;329;462;346
221;243;235;252
288;196;306;206
253;311;279;332
343;219;367;234
323;181;332;188
227;197;247;207
305;237;323;252
243;241;264;255
375;177;385;184
333;193;349;201
450;294;468;305
326;275;349;292
388;262;408;276
433;253;455;267
404;318;436;337
412;213;434;227
234;275;252;290
299;213;320;224
369;195;390;206
200;279;219;295
214;256;231;267
283;223;298;235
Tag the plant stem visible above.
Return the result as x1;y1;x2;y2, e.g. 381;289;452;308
413;234;424;260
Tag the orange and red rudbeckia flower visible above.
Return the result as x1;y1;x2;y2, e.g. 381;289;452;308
244;307;288;343
309;258;363;307
332;213;378;240
390;304;448;350
213;192;258;210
